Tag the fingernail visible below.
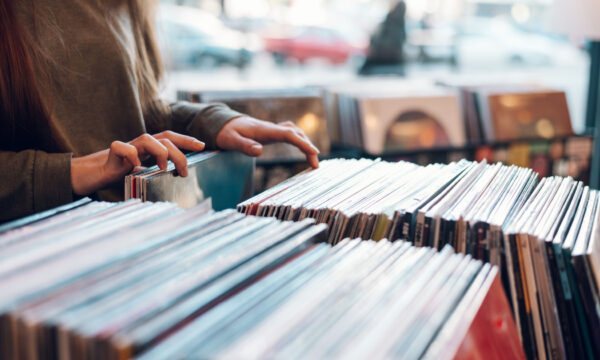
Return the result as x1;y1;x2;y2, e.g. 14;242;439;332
195;140;205;148
251;144;262;151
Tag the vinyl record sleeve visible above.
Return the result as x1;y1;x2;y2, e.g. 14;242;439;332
0;197;92;234
356;91;465;154
488;90;573;142
562;187;596;358
551;183;587;358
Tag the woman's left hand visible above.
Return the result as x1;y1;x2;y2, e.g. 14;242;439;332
215;116;320;168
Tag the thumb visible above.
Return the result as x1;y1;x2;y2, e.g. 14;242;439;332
230;133;263;157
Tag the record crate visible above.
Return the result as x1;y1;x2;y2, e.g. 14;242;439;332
0;199;524;359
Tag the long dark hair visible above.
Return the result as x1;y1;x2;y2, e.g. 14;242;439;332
0;0;164;151
126;0;165;117
0;0;52;150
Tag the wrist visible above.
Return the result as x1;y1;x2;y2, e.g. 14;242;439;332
71;156;88;196
71;154;105;196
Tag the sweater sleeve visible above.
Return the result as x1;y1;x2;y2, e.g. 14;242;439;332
0;150;73;222
144;100;243;150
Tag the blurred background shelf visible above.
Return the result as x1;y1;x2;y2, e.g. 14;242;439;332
161;0;599;195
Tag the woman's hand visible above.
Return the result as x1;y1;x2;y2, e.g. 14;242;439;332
71;131;205;196
215;116;320;169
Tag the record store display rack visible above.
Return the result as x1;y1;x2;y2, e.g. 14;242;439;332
179;82;594;193
0;198;522;359
239;158;600;360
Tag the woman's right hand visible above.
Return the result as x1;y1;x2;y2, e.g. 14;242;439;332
71;131;205;196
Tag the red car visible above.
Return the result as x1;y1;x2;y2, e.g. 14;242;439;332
264;26;365;64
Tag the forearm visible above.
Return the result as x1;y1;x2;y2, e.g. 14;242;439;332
70;150;111;196
144;100;241;149
171;101;241;149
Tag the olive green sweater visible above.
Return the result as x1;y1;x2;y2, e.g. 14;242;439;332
1;1;242;222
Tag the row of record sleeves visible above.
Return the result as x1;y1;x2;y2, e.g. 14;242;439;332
120;135;593;209
238;158;600;360
254;134;592;196
178;77;574;158
0;198;522;359
387;135;592;184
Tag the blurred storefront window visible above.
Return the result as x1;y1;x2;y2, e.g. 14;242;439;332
158;0;589;133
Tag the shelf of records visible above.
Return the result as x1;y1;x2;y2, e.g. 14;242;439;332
239;158;600;359
178;77;577;160
254;134;593;193
383;134;593;184
0;198;523;360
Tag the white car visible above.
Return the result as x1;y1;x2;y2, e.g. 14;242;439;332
455;17;585;69
157;5;261;69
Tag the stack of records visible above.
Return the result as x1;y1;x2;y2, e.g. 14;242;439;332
238;158;600;358
437;80;573;143
0;199;327;359
0;198;522;359
141;241;522;360
0;197;93;234
324;79;466;154
178;87;330;161
472;135;592;183
237;158;532;251
124;151;254;210
504;178;600;359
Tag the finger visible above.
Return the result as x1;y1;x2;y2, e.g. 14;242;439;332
249;121;319;167
307;153;319;169
109;141;140;168
227;132;263;157
287;129;319;169
280;121;296;128
280;121;313;143
159;138;189;177
131;134;169;170
153;130;205;151
259;124;320;154
280;121;319;169
272;126;319;155
279;121;319;169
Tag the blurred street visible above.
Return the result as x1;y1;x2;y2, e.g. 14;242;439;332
159;0;591;133
163;53;589;133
